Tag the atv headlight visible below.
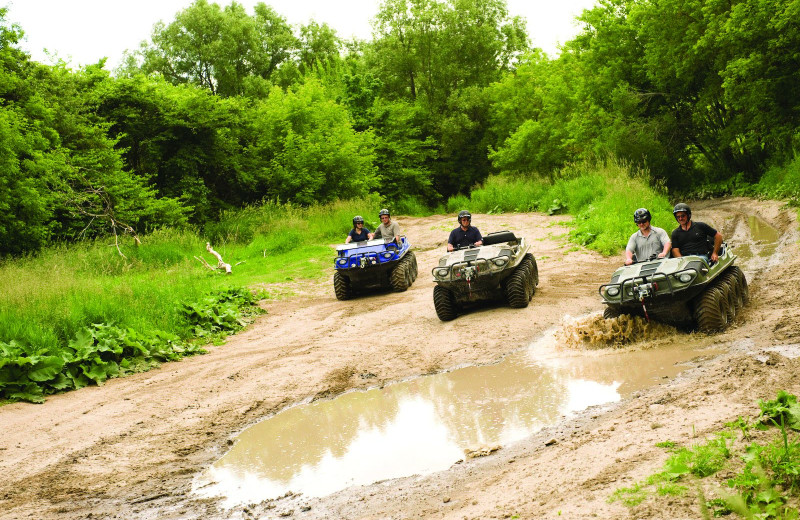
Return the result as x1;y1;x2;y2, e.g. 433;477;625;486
492;257;508;267
677;271;695;283
381;252;394;259
337;258;348;266
606;286;620;297
435;268;450;278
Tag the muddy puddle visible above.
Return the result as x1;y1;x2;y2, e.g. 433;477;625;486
194;322;722;507
732;215;780;261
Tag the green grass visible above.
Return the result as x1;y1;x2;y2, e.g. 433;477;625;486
609;391;800;519
446;158;675;255
0;197;384;402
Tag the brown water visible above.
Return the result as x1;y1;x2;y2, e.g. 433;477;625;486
193;329;721;507
733;215;780;260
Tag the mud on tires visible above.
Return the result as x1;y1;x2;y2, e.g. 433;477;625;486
505;253;537;308
334;271;352;301
693;286;728;332
433;285;458;321
603;306;622;320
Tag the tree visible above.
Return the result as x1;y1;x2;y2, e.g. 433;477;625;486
134;0;296;97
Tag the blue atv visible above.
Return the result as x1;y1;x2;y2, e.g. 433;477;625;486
333;237;418;300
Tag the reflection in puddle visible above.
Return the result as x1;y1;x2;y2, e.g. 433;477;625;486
194;330;720;506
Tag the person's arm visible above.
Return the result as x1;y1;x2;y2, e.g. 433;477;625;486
345;235;352;244
625;249;634;265
711;232;723;262
624;234;636;265
670;230;681;257
473;228;483;247
657;228;671;258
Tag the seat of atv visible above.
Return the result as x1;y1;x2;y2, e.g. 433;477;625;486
482;231;518;246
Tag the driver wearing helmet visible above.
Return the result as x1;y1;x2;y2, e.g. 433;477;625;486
447;210;483;252
345;215;372;243
624;208;671;265
372;208;402;244
670;203;723;263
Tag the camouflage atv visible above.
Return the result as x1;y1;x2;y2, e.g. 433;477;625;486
599;245;748;332
431;231;538;321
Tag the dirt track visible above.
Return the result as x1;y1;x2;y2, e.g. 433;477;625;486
2;198;799;520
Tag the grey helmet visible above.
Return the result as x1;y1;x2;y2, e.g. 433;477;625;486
352;215;364;226
672;202;692;221
378;208;390;218
633;208;651;223
457;210;472;224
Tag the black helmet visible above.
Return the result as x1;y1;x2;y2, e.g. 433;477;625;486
457;210;472;224
633;208;651;223
352;215;364;226
672;202;692;221
378;208;390;218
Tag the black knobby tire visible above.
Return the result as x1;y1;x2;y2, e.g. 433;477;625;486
433;285;458;321
693;286;728;332
603;306;622;320
505;259;531;308
333;271;352;300
525;254;539;298
390;258;410;292
719;268;743;314
719;279;737;323
731;266;749;305
409;251;418;281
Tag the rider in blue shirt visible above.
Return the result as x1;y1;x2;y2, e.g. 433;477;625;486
447;210;483;251
345;215;372;243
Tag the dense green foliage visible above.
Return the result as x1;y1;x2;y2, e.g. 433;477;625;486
446;159;674;254
3;0;800;256
610;391;800;518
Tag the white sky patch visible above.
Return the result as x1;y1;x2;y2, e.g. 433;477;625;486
6;0;598;69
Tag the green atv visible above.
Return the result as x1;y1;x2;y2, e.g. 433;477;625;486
599;245;748;332
431;231;538;321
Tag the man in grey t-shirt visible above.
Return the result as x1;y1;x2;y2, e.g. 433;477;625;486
625;208;671;265
372;208;402;243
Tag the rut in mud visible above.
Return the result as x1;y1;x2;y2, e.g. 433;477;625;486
0;197;798;520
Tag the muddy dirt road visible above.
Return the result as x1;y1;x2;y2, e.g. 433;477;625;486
2;198;799;520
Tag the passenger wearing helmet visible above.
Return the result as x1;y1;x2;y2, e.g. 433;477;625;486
345;215;372;243
447;210;483;252
624;208;671;265
670;203;723;263
372;208;402;244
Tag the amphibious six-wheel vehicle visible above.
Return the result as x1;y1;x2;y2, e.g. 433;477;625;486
431;231;538;321
599;246;748;332
333;237;418;300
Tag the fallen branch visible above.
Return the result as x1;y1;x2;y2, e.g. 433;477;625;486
206;243;232;274
194;256;216;271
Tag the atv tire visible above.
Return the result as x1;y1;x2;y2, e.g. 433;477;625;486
505;258;533;308
390;257;410;292
603;306;622;320
334;271;352;301
523;253;538;297
693;286;728;332
433;285;458;321
408;251;418;281
731;266;749;305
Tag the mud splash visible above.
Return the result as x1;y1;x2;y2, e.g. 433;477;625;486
557;314;678;349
